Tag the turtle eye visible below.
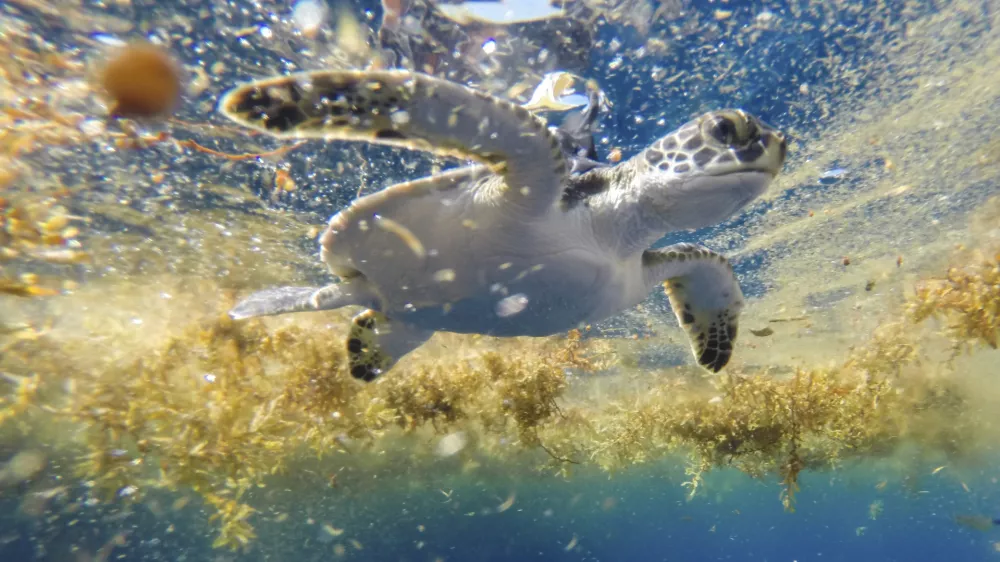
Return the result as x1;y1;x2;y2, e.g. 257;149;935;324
704;117;739;146
703;112;758;146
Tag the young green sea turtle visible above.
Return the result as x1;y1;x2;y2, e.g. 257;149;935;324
219;70;787;381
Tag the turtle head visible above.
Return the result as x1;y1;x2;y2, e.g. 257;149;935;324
633;109;786;231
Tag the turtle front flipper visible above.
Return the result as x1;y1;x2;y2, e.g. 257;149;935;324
346;310;433;382
229;280;379;320
641;244;745;372
219;70;567;217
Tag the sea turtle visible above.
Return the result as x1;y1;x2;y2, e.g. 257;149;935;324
218;69;787;381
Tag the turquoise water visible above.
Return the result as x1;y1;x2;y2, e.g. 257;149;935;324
2;461;997;560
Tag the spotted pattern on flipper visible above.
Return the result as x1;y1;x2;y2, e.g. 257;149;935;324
665;287;739;373
644;243;744;373
346;309;393;382
693;311;738;373
219;69;569;216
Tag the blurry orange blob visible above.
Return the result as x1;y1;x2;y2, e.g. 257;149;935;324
99;41;182;119
275;170;297;192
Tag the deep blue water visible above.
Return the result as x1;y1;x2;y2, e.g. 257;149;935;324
3;459;999;561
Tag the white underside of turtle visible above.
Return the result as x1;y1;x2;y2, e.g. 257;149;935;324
218;70;787;381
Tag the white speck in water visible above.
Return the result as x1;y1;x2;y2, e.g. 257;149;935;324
756;10;775;23
259;26;273;39
433;269;456;283
79;119;105;136
91;33;125;47
496;294;529;317
131;318;143;325
819;168;847;183
435;431;468;457
292;0;327;36
118;485;138;497
203;374;217;383
482;38;497;54
390;110;410;125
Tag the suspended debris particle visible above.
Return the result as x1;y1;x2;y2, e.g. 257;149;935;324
433;269;456;283
390;110;410;126
435;431;468;457
819;167;847;183
495;293;529;317
99;41;183;119
322;523;345;537
0;450;46;484
275;170;297;192
335;7;369;59
756;10;776;24
293;0;328;39
522;72;588;111
374;215;425;258
497;492;516;513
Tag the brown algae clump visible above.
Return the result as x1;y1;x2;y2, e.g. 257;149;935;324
908;251;1000;352
0;249;998;548
33;304;586;550
0;197;90;297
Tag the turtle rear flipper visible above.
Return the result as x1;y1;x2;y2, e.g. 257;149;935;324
219;70;568;217
641;244;745;372
229;281;379;320
346;310;433;382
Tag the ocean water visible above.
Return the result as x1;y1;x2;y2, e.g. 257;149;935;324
1;0;1000;561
